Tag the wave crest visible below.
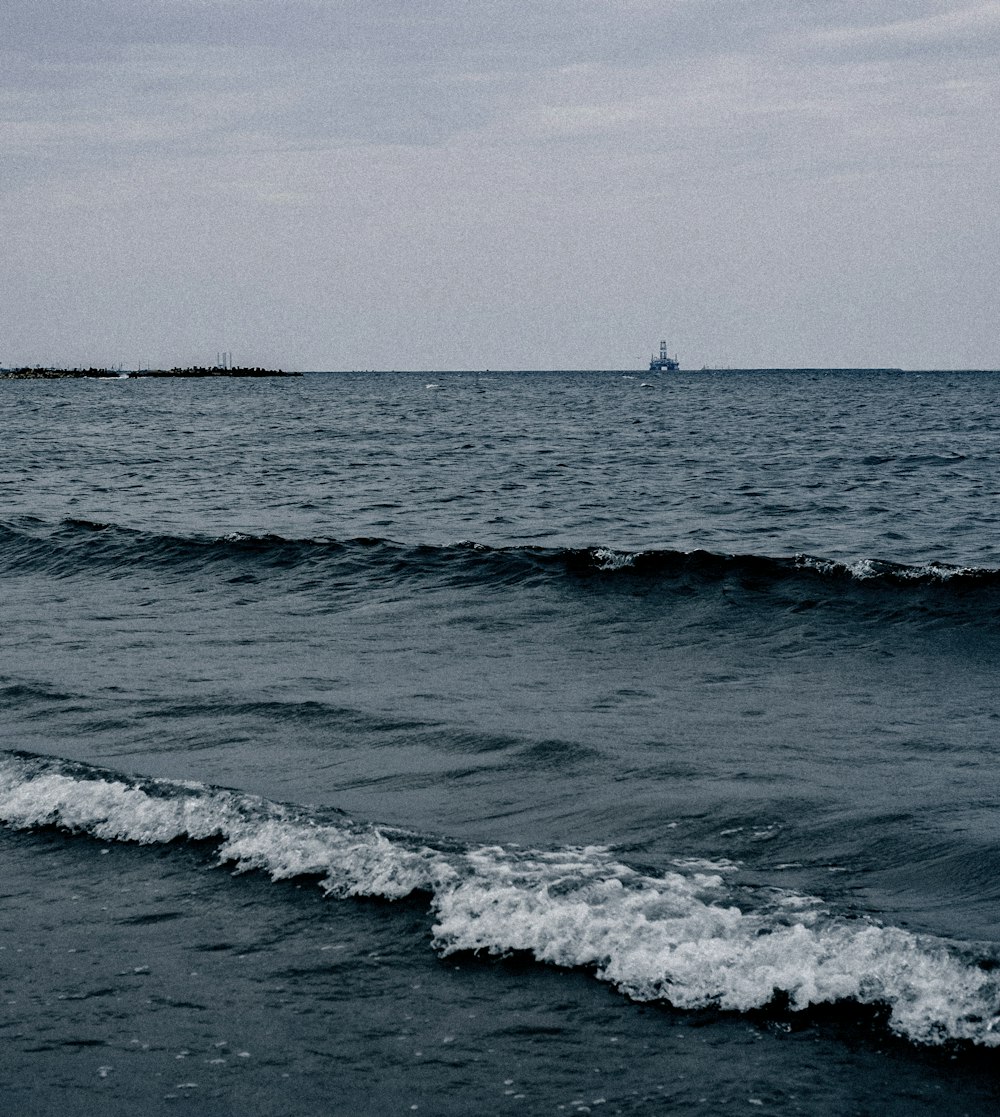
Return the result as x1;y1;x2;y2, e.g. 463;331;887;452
432;857;999;1045
3;517;1000;598
0;750;997;1048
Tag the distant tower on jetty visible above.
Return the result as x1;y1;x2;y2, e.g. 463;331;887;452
649;340;679;371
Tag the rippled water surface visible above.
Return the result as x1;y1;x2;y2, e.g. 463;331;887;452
7;369;1000;560
2;370;999;1114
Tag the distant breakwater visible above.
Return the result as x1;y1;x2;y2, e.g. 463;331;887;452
0;366;300;380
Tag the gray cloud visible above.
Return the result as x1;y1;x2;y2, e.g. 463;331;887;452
2;1;998;369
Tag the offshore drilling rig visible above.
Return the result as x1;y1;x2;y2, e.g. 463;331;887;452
649;340;679;371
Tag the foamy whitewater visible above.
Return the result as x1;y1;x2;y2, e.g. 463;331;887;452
2;369;1000;1115
3;752;996;1052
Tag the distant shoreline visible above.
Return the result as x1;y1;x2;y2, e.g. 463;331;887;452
313;366;997;374
5;366;1000;380
305;367;999;375
0;366;301;380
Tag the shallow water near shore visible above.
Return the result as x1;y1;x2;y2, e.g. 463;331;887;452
1;369;999;1113
2;827;998;1117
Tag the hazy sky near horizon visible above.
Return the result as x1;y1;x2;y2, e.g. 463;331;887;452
2;1;998;370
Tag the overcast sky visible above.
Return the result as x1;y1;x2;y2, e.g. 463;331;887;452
2;1;998;370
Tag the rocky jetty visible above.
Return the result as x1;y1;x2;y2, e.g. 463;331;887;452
0;367;120;379
1;366;300;379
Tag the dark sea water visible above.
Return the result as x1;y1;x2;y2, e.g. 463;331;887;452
1;369;999;1115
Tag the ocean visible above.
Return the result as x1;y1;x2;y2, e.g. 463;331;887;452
1;368;998;1115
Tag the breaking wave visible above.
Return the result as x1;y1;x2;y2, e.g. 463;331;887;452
1;749;997;1049
2;516;1000;601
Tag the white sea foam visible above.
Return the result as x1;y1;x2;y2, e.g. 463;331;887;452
1;752;997;1048
431;852;1000;1046
0;756;449;899
590;548;636;572
793;553;979;582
